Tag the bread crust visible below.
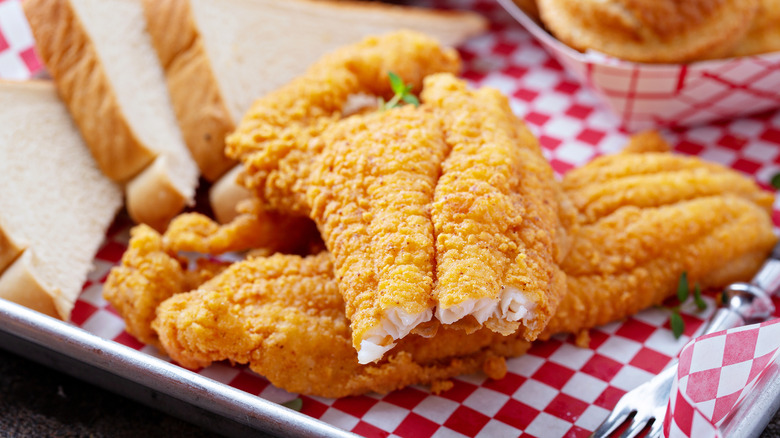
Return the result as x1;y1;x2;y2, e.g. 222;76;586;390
537;0;759;63
142;0;236;182
126;156;190;232
0;251;62;320
23;0;156;182
0;220;25;275
208;165;252;224
142;0;487;184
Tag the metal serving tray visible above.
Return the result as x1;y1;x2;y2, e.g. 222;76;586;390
0;298;356;438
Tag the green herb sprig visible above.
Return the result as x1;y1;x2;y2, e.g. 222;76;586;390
771;172;780;190
378;71;420;111
281;397;303;411
666;272;707;339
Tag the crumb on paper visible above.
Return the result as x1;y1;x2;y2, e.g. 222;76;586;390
482;356;508;380
431;380;454;395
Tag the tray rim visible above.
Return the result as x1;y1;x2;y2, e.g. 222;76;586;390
0;297;357;438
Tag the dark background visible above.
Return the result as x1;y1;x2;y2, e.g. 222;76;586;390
1;346;778;437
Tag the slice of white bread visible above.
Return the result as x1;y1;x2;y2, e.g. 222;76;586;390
142;0;487;220
0;81;123;320
24;0;199;232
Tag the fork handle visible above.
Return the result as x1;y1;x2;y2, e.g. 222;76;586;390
698;251;780;337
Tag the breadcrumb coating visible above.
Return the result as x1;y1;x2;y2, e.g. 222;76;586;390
153;252;530;398
103;225;228;346
163;199;321;256
302;74;573;362
224;31;572;361
225;30;461;216
562;152;775;224
307;106;447;363
422;73;574;339
543;151;777;337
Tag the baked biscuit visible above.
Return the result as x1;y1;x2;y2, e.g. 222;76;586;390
732;0;780;56
537;0;759;63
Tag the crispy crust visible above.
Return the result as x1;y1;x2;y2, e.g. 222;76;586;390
141;0;236;182
0;219;25;275
23;0;156;182
542;149;777;338
0;251;62;319
125;157;190;233
537;0;759;63
423;74;569;339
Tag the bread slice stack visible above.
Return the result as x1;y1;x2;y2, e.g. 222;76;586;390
23;0;199;232
142;0;487;222
0;81;123;320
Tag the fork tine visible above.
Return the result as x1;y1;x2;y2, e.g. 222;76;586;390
647;418;664;438
590;405;634;437
618;416;651;438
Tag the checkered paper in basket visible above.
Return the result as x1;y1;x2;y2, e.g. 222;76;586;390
3;0;780;437
664;319;780;438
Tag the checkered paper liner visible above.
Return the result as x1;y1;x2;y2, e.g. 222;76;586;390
495;0;780;133
664;319;780;438
3;0;780;436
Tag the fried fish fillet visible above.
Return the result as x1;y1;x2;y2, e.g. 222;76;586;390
542;150;777;338
225;31;571;362
562;151;774;224
108;226;529;397
422;73;575;338
307;105;447;363
153;251;531;398
103;224;229;346
225;30;461;217
304;74;574;363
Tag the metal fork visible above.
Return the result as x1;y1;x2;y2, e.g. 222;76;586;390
591;246;780;438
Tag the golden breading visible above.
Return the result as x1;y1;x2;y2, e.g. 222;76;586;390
163;199;321;256
622;130;671;154
537;0;759;63
303;74;574;363
421;73;575;338
225;30;461;216
543;152;777;338
103;225;228;346
307;106;447;364
153;252;531;398
561;152;775;225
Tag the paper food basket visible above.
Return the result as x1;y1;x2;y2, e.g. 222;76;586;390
496;0;780;132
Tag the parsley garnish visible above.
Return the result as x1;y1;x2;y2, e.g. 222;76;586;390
378;71;420;111
281;397;303;411
666;272;707;339
771;172;780;190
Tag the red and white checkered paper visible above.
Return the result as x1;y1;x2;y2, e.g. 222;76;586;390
3;0;780;436
664;319;780;438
